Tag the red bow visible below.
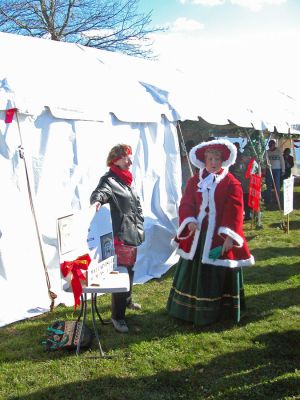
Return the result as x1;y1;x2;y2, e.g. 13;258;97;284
60;254;91;310
5;108;17;124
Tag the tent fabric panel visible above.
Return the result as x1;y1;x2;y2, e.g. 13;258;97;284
0;110;181;327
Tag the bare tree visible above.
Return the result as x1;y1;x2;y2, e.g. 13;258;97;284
0;0;164;58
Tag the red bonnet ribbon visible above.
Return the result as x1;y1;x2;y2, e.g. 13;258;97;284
5;108;17;124
60;254;91;310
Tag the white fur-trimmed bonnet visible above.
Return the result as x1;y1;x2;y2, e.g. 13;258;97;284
189;139;237;169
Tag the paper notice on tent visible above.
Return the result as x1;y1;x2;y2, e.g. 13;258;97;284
283;176;294;215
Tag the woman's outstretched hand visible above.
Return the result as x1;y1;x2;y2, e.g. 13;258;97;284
187;222;197;235
222;236;233;255
94;202;101;211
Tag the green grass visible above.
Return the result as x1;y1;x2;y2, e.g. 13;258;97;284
1;193;300;400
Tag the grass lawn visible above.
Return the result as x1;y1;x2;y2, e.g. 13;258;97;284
1;189;300;400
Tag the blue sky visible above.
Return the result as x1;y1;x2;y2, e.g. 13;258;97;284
136;0;300;162
137;0;300;88
139;0;300;40
139;0;300;66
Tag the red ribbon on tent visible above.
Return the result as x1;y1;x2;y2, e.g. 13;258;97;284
5;108;17;124
248;174;262;212
60;254;91;310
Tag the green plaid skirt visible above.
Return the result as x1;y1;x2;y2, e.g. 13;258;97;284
166;236;245;326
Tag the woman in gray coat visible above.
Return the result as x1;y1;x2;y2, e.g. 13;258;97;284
90;144;144;333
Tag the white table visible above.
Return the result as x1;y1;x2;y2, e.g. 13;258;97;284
76;267;129;357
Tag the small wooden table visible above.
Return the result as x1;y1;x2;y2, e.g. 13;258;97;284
76;267;129;357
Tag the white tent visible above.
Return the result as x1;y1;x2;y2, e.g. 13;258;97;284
0;32;183;327
1;31;300;328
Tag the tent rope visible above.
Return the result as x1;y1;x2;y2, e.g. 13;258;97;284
15;111;57;311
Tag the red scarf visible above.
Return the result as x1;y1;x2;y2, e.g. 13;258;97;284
110;165;133;186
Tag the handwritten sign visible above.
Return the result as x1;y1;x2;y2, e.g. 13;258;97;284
87;255;115;286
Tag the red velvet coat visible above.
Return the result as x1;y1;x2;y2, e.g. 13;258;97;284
172;169;254;268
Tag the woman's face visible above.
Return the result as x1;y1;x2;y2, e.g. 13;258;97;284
205;152;222;173
114;155;132;171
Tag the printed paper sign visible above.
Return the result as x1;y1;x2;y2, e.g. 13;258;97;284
248;174;262;212
283;176;294;216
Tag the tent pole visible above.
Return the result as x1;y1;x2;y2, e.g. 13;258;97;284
177;121;194;177
15;111;57;311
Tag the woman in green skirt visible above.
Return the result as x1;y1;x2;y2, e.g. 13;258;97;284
167;139;255;326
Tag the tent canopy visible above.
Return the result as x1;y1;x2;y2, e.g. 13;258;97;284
1;31;300;327
1;31;300;132
0;32;179;123
0;32;183;327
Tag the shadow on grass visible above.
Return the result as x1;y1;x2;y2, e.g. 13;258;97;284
239;284;300;323
270;219;300;230
7;330;300;400
293;191;300;209
244;261;300;285
250;246;300;261
0;257;299;364
0;304;222;363
2;278;300;365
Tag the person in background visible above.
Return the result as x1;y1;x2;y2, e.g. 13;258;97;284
206;136;216;142
229;142;243;179
282;148;294;180
265;139;285;205
167;139;254;327
230;142;251;221
90;144;145;333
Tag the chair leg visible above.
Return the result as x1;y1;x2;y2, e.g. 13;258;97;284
76;293;87;356
91;293;105;357
93;294;111;325
76;294;84;322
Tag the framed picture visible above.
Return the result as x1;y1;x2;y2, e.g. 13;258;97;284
57;214;78;255
100;232;114;260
